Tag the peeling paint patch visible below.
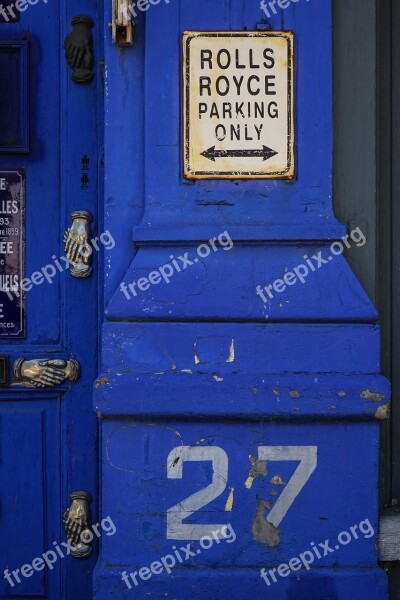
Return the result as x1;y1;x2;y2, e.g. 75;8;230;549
193;339;235;365
245;455;268;489
245;476;253;489
252;496;280;547
338;391;346;397
213;375;223;382
273;389;280;396
226;339;235;363
270;474;286;486
181;369;193;375
289;389;300;398
360;389;386;402
193;340;200;364
375;404;390;420
225;487;234;511
95;377;109;388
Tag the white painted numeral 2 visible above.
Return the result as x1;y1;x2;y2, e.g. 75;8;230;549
166;445;317;540
167;446;229;540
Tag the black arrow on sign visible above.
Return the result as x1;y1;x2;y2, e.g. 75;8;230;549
201;145;278;162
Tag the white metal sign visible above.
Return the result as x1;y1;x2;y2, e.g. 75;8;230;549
183;31;294;180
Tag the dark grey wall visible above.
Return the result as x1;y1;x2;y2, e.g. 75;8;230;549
333;0;376;304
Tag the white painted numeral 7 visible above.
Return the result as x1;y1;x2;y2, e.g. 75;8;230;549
258;446;317;527
166;446;228;540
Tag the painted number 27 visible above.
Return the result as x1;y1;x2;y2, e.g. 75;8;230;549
166;445;317;540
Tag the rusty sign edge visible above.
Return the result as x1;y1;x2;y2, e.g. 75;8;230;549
182;30;295;180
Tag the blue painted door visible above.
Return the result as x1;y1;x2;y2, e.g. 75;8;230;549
0;0;101;598
96;0;389;598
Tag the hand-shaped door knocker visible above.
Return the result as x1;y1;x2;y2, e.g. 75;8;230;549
13;358;80;388
64;211;93;278
63;492;93;558
64;16;95;84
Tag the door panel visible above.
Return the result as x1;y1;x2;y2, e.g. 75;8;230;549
0;0;101;598
0;401;60;598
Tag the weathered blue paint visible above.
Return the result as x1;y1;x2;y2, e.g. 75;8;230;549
97;0;389;599
107;247;378;322
0;0;101;597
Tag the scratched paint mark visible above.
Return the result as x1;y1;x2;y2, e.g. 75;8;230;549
181;369;193;375
189;436;217;448
252;496;280;547
225;487;234;511
270;475;286;486
245;455;268;489
226;339;235;363
360;389;386;402
213;375;224;382
106;424;184;473
194;340;200;364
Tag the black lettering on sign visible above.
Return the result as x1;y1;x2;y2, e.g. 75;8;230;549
263;48;275;69
217;49;231;69
201;49;212;70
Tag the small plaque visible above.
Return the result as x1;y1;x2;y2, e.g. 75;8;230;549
0;170;25;337
183;31;294;180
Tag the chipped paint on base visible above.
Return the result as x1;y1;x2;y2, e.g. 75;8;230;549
375;404;390;420
245;454;268;489
225;487;234;511
252;496;281;547
361;389;386;402
226;339;235;363
270;474;286;486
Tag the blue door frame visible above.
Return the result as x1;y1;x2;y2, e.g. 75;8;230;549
0;0;102;597
95;0;390;599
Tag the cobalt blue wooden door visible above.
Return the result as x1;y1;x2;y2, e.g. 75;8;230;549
0;0;101;598
96;0;389;598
